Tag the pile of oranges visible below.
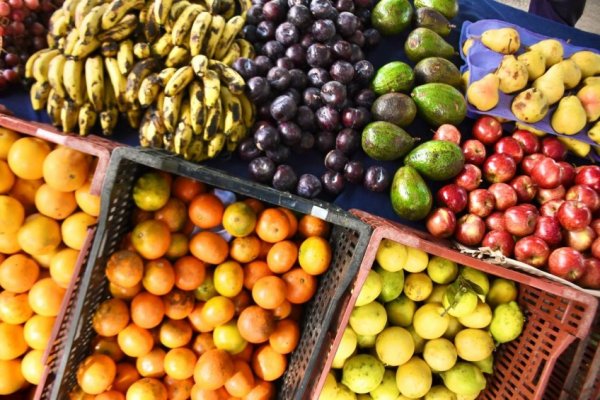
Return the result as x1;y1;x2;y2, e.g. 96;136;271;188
72;170;333;399
0;127;101;395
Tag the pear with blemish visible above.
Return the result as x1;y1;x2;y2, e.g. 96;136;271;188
511;88;549;123
532;64;565;105
551;96;587;135
517;50;546;81
495;55;528;93
588;121;600;145
570;51;600;78
529;39;564;67
584;77;600;86
481;28;520;54
466;73;500;111
577;84;600;122
558;60;582;89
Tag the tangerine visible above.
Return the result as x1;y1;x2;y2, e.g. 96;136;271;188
0;291;33;324
43;147;90;192
164;375;194;400
62;211;97;250
224;360;255;398
298;236;331;275
214;260;244;298
50;247;79;288
28;277;65;317
189;193;224;229
237;306;275;344
202;296;235;327
0;253;39;293
298;215;330;238
0;195;24;234
229;235;261;264
159;318;193;349
163;288;195;320
242;380;274;400
188;303;215;333
0;359;25;395
0;230;20;254
255;208;290;243
252;276;286;310
164;348;197;380
243;199;265;215
232;290;252;316
130;291;165;329
172;176;205;203
110;282;142;300
131;219;171;260
269;319;300;355
126;377;168;400
251;344;287;382
105;250;144;289
93;336;125;362
76;353;117;395
75;181;100;217
112;363;140;393
278;208;298;239
0;128;20;160
0;322;27;360
24;314;55;350
155;198;188;232
117;323;154;358
35;183;77;220
132;172;171;212
0;161;14;194
17;213;62;255
142;258;175;296
189;231;229;265
266;240;297;274
222;202;257;238
193;349;235;391
8;177;42;214
7;137;51;180
192;332;216;356
95;391;126;400
136;347;166;378
242;260;272;291
272;300;292;320
173;256;206;291
282;268;317;304
21;348;44;385
92;298;130;337
166;232;189;260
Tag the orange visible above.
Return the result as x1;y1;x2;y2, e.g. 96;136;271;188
163;288;195;320
298;215;330;238
269;319;300;355
75;181;100;217
28;277;65;317
8;177;43;214
112;362;140;393
117;323;154;358
159;318;193;349
255;208;290;244
0;160;14;193
0;321;27;360
243;199;265;215
173;256;206;291
234;343;254;363
278;208;298;239
213;260;244;298
106;250;144;289
229;235;261;264
43;147;90;192
189;231;229;265
132;172;171;212
266;240;297;274
190;385;220;400
164;348;197;380
95;391;126;400
237;306;275;344
76;353;117;395
188;303;215;333
181;218;195;235
282;268;317;304
298;236;332;275
251;344;287;382
192;332;216;356
49;247;79;288
93;336;126;362
110;282;142;300
62;211;97;250
212;320;248;355
193;349;235;391
136;347;166;378
0;359;25;395
232;290;252;316
21;348;44;385
225;360;255;398
242;261;272;291
243;380;274;400
126;377;168;400
252;276;286;310
272;300;292;321
131;291;165;329
17;213;62;256
142;258;175;296
194;271;217;302
202;296;235;327
166;232;189;260
222;202;257;238
172;176;205;203
132;208;154;225
164;375;194;400
24;314;55;350
0;127;20;160
7;137;51;180
155;198;188;232
0;254;39;293
0;195;24;233
35;183;77;220
131;219;172;260
0;291;33;324
31;245;59;269
92;298;130;337
189;193;224;229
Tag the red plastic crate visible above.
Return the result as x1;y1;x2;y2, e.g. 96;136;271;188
310;209;599;400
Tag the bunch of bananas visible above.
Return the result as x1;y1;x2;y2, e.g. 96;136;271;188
25;0;255;161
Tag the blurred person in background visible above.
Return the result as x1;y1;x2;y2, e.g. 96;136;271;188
528;0;587;26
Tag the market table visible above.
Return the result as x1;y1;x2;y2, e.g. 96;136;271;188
1;0;599;227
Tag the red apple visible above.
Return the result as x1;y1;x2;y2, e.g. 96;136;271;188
566;185;600;213
510;175;538;203
461;139;487;165
468;189;496;218
575;165;600;192
519;203;539;214
495;137;524;163
548;247;585;281
521;153;545;176
454;164;482;192
542;137;567;161
536;185;566;205
483;153;517;183
559;161;576;187
488;183;518;211
426;207;456;239
540;199;565;218
592;237;600;259
514;236;550;268
557;200;592;231
534;215;563;247
531;157;563;189
472;116;503;145
433;124;461;144
512;129;541;154
592;219;600;237
504;205;539;237
482;230;515;257
577;258;600;289
455;214;486;246
436;184;468;213
565;226;596;252
486;211;506;231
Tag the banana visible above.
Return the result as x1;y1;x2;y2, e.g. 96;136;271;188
79;4;109;38
85;56;104;111
48;54;67;98
47;34;60;50
209;60;244;94
25;49;50;80
219;86;243;137
78;103;97;136
60;100;79;133
238;92;254;129
140;111;165;148
235;38;255;58
127;107;143;129
125;58;160;105
46;90;64;126
100;84;118;135
138;73;161;107
156;91;166;114
237;0;252;15
157;67;177;86
134;43;151;59
221;42;240;66
104;57;127;108
203;15;225;60
187;137;205;161
163;92;184;133
165;46;190;68
202;69;220;109
205;0;222;14
30;81;51;111
71;37;101;60
208;134;226;158
189;80;205;135
144;11;161;43
98;14;138;42
214;15;244;60
221;0;236;20
171;4;204;46
62;0;79;25
49;10;69;37
63;58;84;104
164;66;194;97
117;40;134;75
173;101;192;156
203;96;221;140
153;0;173;26
101;0;145;31
151;33;174;57
101;41;120;57
191;54;208;77
63;29;80;57
189;12;212;57
75;0;102;28
169;1;191;21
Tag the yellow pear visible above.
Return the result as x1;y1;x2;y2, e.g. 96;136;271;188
557;60;582;89
495;55;528;93
481;28;520;54
517;50;546;80
462;70;470;90
511;88;549;123
466;73;500;111
532;64;565;105
515;122;546;137
584;77;600;86
551;96;587;135
557;137;591;158
462;38;475;56
570;51;600;78
529;39;564;67
588;121;600;145
576;84;600;122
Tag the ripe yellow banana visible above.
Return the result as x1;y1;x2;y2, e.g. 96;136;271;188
32;49;60;83
165;46;191;68
48;54;67;98
191;55;208;77
202;69;220;109
209;60;244;94
63;29;80;57
25;49;48;79
125;58;160;105
171;4;205;46
85;56;104;111
101;41;119;57
72;37;101;60
203;96;221;140
117;40;134;75
152;33;174;58
235;38;255;59
60;100;79;133
98;14;138;42
219;85;243;137
75;0;102;28
164;66;194;97
100;83;118;135
174;101;192;156
189;12;212;57
187;137;206;161
127;107;143;129
63;58;84;104
214;15;244;61
238;92;254;129
49;9;69;37
46;90;64;126
138;73;161;107
62;0;78;25
163;91;184;133
203;15;225;60
79;4;109;38
221;42;240;66
189;80;205;136
153;0;173;25
30;81;51;111
101;0;144;31
205;0;222;14
78;103;97;136
169;1;191;21
221;0;236;20
134;43;151;59
104;57;127;108
208;133;226;158
157;67;177;86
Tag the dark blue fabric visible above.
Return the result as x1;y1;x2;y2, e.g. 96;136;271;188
0;0;598;229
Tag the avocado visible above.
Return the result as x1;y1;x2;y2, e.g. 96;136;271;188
371;93;417;127
371;0;414;36
361;121;417;161
414;7;454;36
414;0;459;19
404;140;465;180
414;57;461;87
411;83;467;126
390;166;432;221
404;27;456;63
371;61;415;95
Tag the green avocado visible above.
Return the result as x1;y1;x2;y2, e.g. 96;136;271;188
371;93;417;127
414;7;455;37
371;61;415;95
361;121;417;161
411;83;467;126
414;0;459;19
371;0;414;36
404;140;465;180
404;27;456;63
414;57;462;87
390;166;432;221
